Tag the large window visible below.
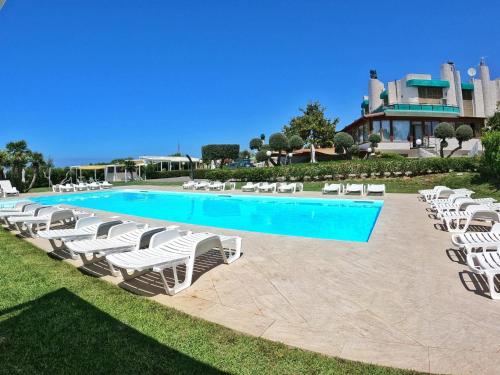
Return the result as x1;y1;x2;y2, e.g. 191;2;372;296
424;121;439;136
462;90;473;100
393;120;410;142
418;87;443;99
372;120;391;141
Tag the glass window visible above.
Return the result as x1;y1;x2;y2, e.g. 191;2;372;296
363;123;369;142
462;90;473;100
393;120;410;141
372;120;381;135
381;120;390;140
418;87;443;99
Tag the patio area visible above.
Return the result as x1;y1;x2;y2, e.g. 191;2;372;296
20;187;500;374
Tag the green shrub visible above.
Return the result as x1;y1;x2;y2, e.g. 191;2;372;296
435;122;455;157
368;133;381;148
201;144;240;167
255;150;269;163
249;138;263;150
288;135;305;151
481;131;500;182
193;157;479;182
333;132;354;154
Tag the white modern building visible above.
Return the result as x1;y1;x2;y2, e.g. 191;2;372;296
344;59;499;156
139;155;202;171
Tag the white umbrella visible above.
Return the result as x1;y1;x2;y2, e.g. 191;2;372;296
21;168;26;183
210;160;215;170
310;144;316;163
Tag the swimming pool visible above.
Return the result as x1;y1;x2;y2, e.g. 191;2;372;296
33;190;383;242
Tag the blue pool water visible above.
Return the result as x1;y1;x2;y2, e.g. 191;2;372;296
33;190;383;242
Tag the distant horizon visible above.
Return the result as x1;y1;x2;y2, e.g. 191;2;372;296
1;0;498;166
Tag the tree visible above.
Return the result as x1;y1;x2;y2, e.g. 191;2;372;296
333;132;354;158
255;150;269;163
447;124;473;158
0;150;7;180
368;134;381;151
5;140;31;191
249;138;263;151
486;112;500;132
26;152;46;192
434;122;455;158
123;159;137;180
288;135;304;151
239;150;251;159
269;133;289;165
283;102;338;147
201;144;240;168
260;134;266;141
480;131;500;182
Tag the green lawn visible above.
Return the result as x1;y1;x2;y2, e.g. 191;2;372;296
29;172;499;200
0;229;418;374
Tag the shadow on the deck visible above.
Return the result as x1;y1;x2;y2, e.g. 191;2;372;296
0;288;226;374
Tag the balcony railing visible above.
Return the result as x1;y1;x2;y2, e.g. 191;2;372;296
374;104;460;114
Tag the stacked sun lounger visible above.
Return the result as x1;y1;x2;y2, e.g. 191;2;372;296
421;185;500;299
2;203;243;296
322;183;385;196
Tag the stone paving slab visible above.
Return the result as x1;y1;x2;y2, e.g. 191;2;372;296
7;186;500;374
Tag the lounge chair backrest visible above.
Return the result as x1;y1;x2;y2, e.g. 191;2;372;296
95;220;123;237
108;222;145;238
37;206;61;217
149;229;183;248
471;210;500;222
75;216;103;229
137;227;166;249
0;180;13;190
50;209;75;223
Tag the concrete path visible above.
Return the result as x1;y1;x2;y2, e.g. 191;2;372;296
13;187;500;374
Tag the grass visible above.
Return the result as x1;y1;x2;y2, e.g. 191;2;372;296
29;172;499;200
0;229;419;375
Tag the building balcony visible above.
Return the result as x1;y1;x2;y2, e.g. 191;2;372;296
373;103;460;116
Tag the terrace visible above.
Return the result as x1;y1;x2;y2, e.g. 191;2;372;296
2;183;499;374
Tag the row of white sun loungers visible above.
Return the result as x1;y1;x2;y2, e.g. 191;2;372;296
1;200;242;296
322;183;385;195
421;185;500;299
53;181;113;192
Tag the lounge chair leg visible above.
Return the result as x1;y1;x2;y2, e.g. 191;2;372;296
108;262;120;277
487;274;500;300
156;260;193;296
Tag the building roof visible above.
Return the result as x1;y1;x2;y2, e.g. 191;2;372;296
139;155;201;163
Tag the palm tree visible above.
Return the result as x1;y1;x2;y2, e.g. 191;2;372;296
123;159;137;180
0;150;7;180
26;152;46;192
5;140;31;191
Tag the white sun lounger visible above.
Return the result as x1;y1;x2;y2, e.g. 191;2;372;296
441;205;500;233
0;180;20;198
451;223;500;262
208;181;225;191
8;207;89;237
194;181;210;190
345;184;364;195
278;183;301;193
0;201;32;212
38;216;123;243
322;183;343;195
60;183;76;192
430;193;473;209
74;183;88;191
106;230;242;295
258;182;277;193
366;184;385;195
466;246;500;299
182;181;197;190
64;223;166;269
101;181;113;189
241;182;261;192
435;198;483;218
0;203;45;225
88;182;101;190
428;188;474;204
419;186;448;201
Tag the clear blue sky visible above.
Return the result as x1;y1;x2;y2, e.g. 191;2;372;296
0;0;498;166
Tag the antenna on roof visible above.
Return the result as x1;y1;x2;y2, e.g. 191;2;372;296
177;141;180;154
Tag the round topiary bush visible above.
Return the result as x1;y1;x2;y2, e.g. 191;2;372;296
249;138;263;151
333;132;354;154
455;124;473;143
255;150;269;163
269;133;289;165
435;122;455;139
288;135;305;151
368;133;381;147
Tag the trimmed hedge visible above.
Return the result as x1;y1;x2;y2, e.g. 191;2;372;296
480;131;500;182
201;144;239;163
192;157;480;182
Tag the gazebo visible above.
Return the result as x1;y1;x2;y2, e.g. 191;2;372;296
70;160;146;182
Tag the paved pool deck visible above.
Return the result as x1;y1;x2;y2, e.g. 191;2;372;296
9;186;500;374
